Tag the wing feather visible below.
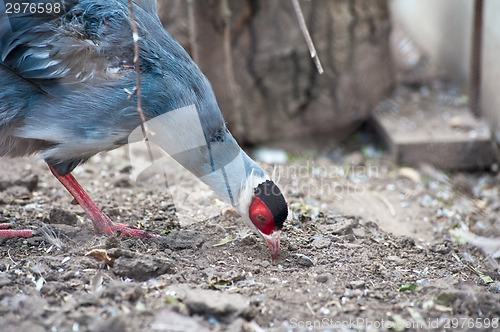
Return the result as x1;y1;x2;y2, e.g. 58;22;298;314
0;0;142;84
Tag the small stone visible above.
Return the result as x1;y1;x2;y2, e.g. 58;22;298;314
259;260;270;268
431;243;450;254
325;217;358;235
178;287;251;323
111;251;176;282
315;274;328;283
114;177;131;188
312;238;331;249
46;208;78;226
488;282;500;294
386;255;404;264
295;254;314;267
349;280;365;289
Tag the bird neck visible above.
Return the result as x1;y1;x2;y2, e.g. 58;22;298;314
127;104;268;211
196;148;268;211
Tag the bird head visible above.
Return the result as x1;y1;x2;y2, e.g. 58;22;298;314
248;179;288;260
237;169;288;261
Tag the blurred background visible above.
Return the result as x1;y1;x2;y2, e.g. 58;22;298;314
157;0;394;146
156;0;498;170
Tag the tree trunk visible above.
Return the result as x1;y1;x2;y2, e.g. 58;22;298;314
158;0;394;144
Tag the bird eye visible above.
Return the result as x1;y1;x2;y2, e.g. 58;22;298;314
249;197;275;235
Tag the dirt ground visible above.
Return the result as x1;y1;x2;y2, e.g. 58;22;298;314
1;132;500;331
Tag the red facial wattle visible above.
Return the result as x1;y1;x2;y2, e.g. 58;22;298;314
249;197;276;235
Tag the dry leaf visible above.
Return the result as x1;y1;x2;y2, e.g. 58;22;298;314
85;249;114;265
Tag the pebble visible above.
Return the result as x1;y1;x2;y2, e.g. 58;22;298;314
173;286;251;322
295;254;314;267
349;280;365;289
386;255;405;264
312;238;331;250
431;243;450;254
259;260;270;268
114;177;131;188
344;288;364;298
46;208;78;226
488;282;500;293
315;274;328;283
112;254;175;282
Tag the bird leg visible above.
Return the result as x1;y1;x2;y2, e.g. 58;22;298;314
0;223;35;237
48;164;160;238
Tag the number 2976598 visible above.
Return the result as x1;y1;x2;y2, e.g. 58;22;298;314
5;2;62;15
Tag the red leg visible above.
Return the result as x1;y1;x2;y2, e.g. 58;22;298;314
0;223;35;237
48;165;160;238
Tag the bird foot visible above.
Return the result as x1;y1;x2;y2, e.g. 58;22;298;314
98;220;161;238
0;223;35;237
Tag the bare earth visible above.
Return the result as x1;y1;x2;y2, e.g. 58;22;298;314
0;140;499;331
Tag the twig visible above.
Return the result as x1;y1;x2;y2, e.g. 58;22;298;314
291;0;323;74
306;301;316;317
187;0;199;63
127;0;155;163
220;0;245;138
7;248;18;265
372;192;396;217
470;0;483;117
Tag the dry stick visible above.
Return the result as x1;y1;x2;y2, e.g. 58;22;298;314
127;0;154;163
127;1;172;215
221;0;245;138
187;0;199;64
372;191;396;217
470;0;483;117
291;0;324;74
